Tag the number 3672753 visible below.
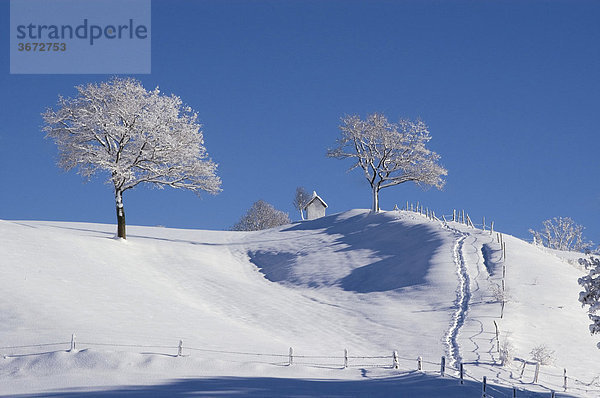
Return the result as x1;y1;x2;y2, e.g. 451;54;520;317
17;43;67;51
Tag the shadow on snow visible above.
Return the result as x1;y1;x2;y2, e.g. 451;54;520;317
249;211;444;293
9;372;571;398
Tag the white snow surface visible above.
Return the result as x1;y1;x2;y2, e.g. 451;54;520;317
1;209;599;397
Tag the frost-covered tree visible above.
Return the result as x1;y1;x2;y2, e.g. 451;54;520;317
530;217;592;252
232;200;290;231
293;186;312;220
43;77;221;239
579;256;600;345
327;113;447;212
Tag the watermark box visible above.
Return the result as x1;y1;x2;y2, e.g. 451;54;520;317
10;0;151;74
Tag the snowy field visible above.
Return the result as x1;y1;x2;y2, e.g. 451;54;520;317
1;210;599;397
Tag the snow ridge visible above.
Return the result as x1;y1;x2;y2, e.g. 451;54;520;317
445;230;471;369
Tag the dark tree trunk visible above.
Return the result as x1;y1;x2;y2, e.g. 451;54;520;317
116;205;126;239
372;185;380;212
115;190;126;239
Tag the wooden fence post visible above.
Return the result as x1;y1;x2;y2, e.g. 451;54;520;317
344;348;348;369
513;386;517;397
289;347;293;366
563;368;567;391
417;356;422;371
482;376;487;397
491;221;494;236
493;321;500;353
177;340;183;357
393;351;399;369
533;362;540;383
460;363;464;384
440;356;445;377
70;333;76;352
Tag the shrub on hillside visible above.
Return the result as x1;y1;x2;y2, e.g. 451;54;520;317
530;217;592;252
529;345;555;365
232;200;290;231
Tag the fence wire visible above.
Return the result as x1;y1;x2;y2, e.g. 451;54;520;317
183;346;288;358
3;338;600;396
80;342;178;349
0;342;70;350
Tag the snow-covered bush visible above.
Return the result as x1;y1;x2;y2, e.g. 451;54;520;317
529;345;555;365
530;217;592;252
579;256;600;344
490;283;508;303
232;200;291;231
499;338;515;366
580;256;600;271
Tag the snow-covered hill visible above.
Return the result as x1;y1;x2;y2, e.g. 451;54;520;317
1;210;599;397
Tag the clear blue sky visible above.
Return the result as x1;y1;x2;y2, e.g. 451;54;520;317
1;0;599;243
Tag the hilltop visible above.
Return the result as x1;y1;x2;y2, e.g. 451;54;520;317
1;210;598;397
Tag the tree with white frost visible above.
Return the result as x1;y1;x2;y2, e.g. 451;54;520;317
579;256;600;346
232;200;290;231
327;113;447;212
530;217;592;252
293;186;312;220
42;77;221;239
